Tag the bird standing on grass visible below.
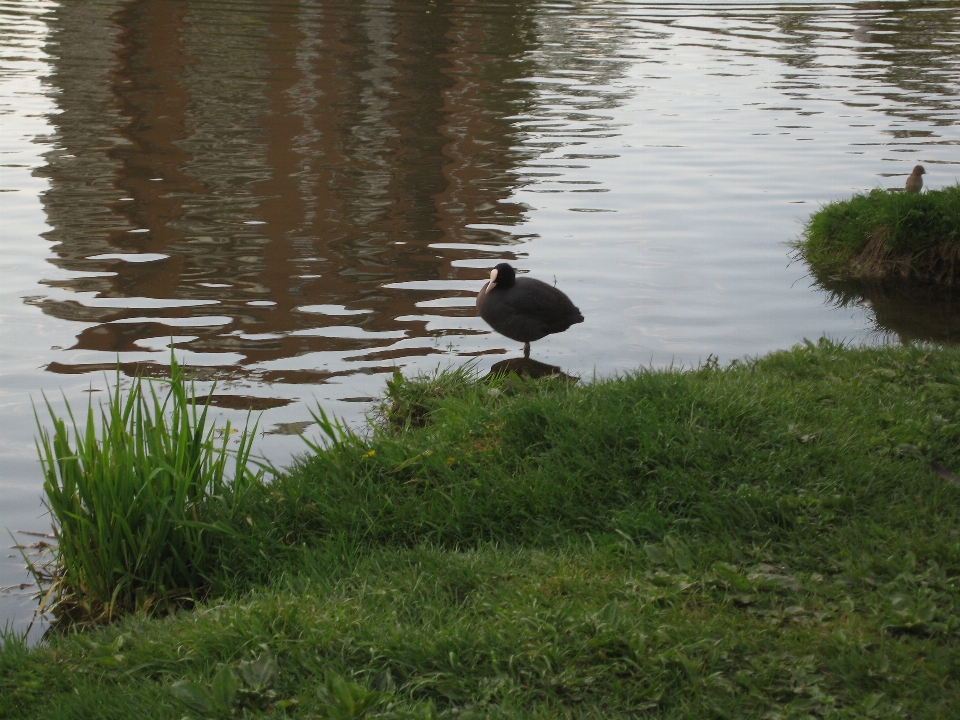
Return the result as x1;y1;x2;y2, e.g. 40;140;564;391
905;165;925;193
477;263;584;359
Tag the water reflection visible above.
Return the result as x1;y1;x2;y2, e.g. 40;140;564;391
810;275;960;345
5;0;960;637
32;0;960;383
37;0;552;378
850;2;960;123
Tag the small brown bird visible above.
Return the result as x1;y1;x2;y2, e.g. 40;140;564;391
905;165;925;193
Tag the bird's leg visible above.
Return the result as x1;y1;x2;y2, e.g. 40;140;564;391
523;342;530;359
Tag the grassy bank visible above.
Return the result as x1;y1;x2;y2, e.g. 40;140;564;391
794;185;960;284
2;340;959;718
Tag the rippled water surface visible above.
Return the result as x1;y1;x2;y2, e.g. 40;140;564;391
2;0;959;634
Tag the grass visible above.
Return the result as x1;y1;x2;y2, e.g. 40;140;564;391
2;340;959;718
794;184;960;284
31;356;263;626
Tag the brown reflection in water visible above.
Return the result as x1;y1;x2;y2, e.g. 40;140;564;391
206;395;292;411
655;2;960;128
812;276;960;345
769;3;960;126
36;0;543;378
850;2;960;123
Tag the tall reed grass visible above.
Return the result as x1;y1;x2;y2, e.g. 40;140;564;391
33;357;264;625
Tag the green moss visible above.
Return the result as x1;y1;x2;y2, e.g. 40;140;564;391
795;185;960;284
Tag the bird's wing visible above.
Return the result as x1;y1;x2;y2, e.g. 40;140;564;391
506;279;580;320
476;281;491;309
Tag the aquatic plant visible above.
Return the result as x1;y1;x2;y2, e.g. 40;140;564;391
795;184;960;284
33;356;264;626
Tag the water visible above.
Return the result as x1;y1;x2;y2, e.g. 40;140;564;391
2;0;958;638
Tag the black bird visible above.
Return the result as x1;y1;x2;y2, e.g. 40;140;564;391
476;263;584;359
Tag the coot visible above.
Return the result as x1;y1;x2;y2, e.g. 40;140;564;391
477;263;584;359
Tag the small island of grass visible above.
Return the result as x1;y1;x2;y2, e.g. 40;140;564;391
794;184;960;285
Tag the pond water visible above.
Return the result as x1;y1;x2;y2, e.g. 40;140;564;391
2;0;958;637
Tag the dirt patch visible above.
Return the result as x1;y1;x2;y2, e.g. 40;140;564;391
849;227;958;284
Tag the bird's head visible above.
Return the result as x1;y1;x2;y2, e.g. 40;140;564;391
487;263;516;291
913;165;926;176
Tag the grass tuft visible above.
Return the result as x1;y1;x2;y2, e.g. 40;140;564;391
794;185;960;284
32;355;264;626
375;364;482;432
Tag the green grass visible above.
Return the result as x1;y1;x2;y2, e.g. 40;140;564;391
32;356;263;626
794;185;960;284
3;340;959;718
